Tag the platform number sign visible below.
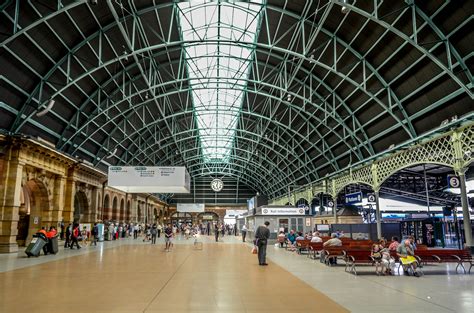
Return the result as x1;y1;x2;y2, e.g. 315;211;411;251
327;200;334;208
367;194;376;203
447;175;460;188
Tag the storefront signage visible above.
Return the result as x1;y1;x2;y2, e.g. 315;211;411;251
108;166;190;193
261;207;305;215
345;191;362;204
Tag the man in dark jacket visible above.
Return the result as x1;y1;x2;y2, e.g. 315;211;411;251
255;221;270;266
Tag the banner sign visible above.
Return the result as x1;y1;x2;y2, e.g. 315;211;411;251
108;166;190;193
345;191;362;204
261;207;305;215
177;203;205;213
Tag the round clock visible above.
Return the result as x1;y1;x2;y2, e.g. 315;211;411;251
211;178;224;192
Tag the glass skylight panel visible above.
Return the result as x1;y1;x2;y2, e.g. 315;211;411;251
177;1;263;162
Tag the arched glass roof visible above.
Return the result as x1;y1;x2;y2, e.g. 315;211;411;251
177;0;264;162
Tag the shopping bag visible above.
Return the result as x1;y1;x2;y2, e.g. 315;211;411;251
251;246;258;254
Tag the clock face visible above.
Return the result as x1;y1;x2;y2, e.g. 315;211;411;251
211;178;224;192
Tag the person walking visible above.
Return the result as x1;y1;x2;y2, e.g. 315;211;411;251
241;224;247;242
64;223;72;248
255;221;270;266
70;223;81;250
164;223;173;252
150;224;157;244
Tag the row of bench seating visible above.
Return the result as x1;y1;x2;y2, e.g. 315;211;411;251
290;239;473;275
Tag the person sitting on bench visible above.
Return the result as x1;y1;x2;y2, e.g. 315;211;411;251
323;233;342;265
397;240;420;277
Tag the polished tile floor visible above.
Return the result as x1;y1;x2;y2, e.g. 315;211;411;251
0;236;347;313
0;235;473;313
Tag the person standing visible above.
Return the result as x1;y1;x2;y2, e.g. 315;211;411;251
214;223;220;242
150;224;158;244
133;224;139;239
255;221;270;266
157;223;162;238
241;224;247;242
164;223;173;252
91;223;99;246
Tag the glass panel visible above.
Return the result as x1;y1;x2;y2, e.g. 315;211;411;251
177;1;263;162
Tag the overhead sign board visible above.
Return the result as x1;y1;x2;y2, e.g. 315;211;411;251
177;203;204;213
345;191;363;204
261;207;305;215
108;166;190;193
226;209;247;217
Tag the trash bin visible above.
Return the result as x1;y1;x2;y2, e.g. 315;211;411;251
25;233;47;258
47;235;59;254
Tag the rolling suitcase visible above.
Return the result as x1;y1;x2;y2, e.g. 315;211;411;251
25;235;47;257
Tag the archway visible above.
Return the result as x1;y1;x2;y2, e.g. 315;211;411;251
17;179;50;245
379;163;461;248
103;194;110;220
119;198;125;221
170;212;192;225
197;211;220;224
126;200;131;221
74;190;88;223
112;196;118;221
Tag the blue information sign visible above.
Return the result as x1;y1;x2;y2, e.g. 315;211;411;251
345;191;363;204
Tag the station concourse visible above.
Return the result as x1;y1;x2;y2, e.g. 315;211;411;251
0;1;473;312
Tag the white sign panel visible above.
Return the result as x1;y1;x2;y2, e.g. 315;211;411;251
177;203;205;213
108;166;191;193
261;207;305;215
225;209;247;217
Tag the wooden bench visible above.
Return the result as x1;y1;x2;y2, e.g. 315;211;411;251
295;239;311;254
322;247;346;265
344;250;377;275
308;242;323;259
420;249;472;273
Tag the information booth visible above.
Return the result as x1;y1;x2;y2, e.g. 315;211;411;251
245;205;313;241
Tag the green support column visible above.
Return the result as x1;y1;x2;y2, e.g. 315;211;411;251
458;172;473;249
375;190;382;240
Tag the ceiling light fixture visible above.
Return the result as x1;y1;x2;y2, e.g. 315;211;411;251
36;99;55;117
106;148;117;159
340;0;350;14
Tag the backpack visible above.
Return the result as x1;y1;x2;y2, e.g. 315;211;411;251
73;227;79;238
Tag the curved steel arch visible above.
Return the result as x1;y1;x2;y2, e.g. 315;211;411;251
59;49;374;160
70;84;344;173
334;1;472;98
14;40;412;143
9;0;443;142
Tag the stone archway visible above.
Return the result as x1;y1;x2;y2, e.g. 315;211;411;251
103;194;110;220
74;190;88;223
120;198;125;222
112;196;118;221
19;179;50;245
